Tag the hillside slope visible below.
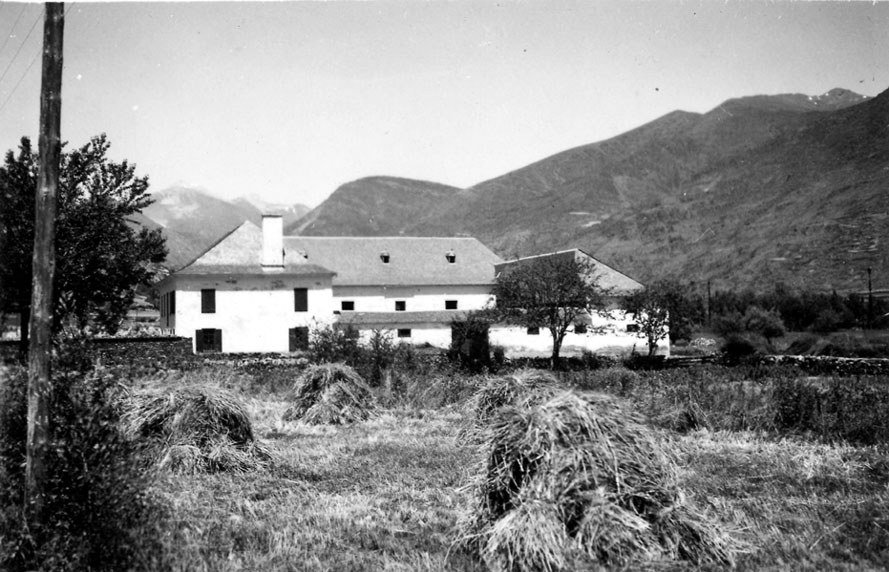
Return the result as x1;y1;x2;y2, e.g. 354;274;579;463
290;88;887;292
287;176;460;236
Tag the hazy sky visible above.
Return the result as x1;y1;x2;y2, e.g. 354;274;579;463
0;1;887;207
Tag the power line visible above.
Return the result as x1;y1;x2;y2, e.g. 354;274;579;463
0;3;76;117
0;39;41;114
0;4;42;89
0;3;27;58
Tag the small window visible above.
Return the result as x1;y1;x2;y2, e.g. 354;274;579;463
395;300;406;311
527;327;540;335
445;300;458;310
294;288;308;312
445;251;456;263
201;289;216;314
397;328;412;338
341;300;355;311
574;323;587;334
627;324;640;333
380;251;390;263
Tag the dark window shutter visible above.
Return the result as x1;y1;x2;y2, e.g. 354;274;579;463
289;326;309;351
194;329;204;353
214;329;223;352
294;288;308;312
201;289;216;313
170;291;176;314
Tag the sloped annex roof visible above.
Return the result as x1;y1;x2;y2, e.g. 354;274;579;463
285;236;503;287
171;222;335;277
494;249;643;295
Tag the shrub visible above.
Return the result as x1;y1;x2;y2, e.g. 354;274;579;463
362;329;397;386
308;323;362;365
282;363;377;425
449;313;494;373
720;333;761;364
0;365;166;572
743;305;786;343
123;384;272;473
460;391;735;570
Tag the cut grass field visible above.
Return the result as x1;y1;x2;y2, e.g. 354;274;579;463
147;380;889;571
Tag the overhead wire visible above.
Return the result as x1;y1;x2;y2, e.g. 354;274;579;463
0;3;27;58
0;4;42;88
0;2;76;116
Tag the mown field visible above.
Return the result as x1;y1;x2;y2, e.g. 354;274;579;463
137;363;889;571
4;357;889;571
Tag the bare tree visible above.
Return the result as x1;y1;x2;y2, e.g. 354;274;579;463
493;254;606;368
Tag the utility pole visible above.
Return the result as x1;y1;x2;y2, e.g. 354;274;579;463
26;2;64;529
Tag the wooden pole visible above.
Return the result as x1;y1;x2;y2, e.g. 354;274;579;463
26;2;64;528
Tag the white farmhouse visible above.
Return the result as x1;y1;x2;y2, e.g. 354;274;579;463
490;249;668;357
157;214;662;356
157;215;502;353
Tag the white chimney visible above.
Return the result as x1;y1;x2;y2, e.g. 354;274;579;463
261;214;284;267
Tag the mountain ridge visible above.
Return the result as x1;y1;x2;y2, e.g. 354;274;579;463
286;87;887;293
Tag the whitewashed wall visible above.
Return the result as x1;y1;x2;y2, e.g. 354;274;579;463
352;323;453;349
489;310;670;357
332;285;493;313
159;274;335;353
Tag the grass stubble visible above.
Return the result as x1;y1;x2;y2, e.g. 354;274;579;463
124;366;889;571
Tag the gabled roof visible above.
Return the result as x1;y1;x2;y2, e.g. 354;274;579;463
494;249;643;294
171;222;335;277
285;236;502;287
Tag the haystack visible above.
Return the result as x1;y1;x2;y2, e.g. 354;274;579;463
123;385;272;473
463;369;564;439
461;391;734;571
283;363;377;425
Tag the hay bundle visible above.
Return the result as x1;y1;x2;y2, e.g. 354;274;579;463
283;363;377;425
469;369;564;425
123;385;272;473
461;391;734;571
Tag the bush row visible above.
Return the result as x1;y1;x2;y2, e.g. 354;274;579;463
561;364;889;445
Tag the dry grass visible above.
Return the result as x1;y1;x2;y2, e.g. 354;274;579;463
283;363;378;425
461;391;736;571
118;364;889;571
123;384;273;473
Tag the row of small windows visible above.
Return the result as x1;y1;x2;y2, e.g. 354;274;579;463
340;300;458;312
199;290;460;315
525;323;638;335
194;326;414;353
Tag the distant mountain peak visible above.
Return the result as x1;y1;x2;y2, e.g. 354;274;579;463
720;88;869;114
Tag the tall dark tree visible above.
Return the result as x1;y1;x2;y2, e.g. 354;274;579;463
0;134;166;353
493;255;606;368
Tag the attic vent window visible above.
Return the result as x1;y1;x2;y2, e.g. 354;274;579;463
380;251;390;264
445;251;456;263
